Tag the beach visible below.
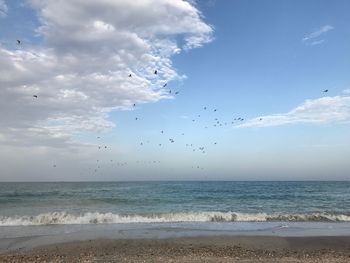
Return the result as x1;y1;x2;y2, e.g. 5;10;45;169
1;182;350;262
1;236;349;262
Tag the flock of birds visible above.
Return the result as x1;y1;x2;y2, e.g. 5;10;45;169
15;39;331;174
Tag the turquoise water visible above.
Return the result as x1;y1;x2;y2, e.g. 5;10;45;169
0;181;349;225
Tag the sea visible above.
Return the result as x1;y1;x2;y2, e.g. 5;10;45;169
1;181;350;251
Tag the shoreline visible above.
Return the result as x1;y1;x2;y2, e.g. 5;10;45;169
1;236;350;262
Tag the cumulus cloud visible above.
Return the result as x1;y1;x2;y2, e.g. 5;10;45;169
0;0;213;147
0;0;8;17
237;96;350;128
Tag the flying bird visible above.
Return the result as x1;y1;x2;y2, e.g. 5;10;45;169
323;89;329;93
33;95;38;98
129;74;132;77
17;40;21;45
133;103;136;107
204;107;207;110
175;91;179;95
154;70;158;75
163;83;167;88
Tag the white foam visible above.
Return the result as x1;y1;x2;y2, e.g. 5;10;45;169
0;211;349;226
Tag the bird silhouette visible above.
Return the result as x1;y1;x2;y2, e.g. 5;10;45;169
33;95;38;98
323;89;329;93
163;83;167;87
154;70;158;75
17;40;21;45
129;74;132;77
175;91;179;95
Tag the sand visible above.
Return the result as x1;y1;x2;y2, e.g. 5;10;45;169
0;236;349;262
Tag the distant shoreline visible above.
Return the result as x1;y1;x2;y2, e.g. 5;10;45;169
1;236;349;262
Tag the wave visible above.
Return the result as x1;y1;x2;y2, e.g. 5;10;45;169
1;211;350;226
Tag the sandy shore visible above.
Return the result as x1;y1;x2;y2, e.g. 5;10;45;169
0;236;349;262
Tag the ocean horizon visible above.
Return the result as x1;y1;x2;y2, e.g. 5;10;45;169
1;181;349;226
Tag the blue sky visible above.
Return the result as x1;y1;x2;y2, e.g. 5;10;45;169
0;0;349;181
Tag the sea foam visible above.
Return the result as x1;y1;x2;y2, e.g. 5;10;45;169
0;211;349;226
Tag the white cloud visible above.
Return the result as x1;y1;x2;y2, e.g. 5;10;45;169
343;89;350;94
0;0;213;148
302;25;334;42
310;39;325;46
237;96;350;128
0;0;8;17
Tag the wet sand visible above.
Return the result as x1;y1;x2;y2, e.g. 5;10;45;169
0;236;349;262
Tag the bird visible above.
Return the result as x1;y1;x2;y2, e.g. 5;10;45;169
17;40;21;45
133;103;136;107
323;89;329;93
135;117;138;120
154;70;158;75
53;164;57;168
204;107;207;110
33;95;38;98
163;83;167;88
259;118;263;121
129;74;132;77
161;130;164;133
175;91;179;95
169;90;172;94
214;109;217;112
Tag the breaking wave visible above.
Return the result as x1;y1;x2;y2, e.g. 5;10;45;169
1;211;350;226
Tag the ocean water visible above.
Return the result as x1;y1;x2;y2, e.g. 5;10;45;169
0;181;349;226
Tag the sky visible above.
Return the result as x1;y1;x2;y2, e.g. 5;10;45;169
0;0;349;181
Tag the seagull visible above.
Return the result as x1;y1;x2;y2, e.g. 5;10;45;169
154;70;158;75
323;89;329;93
259;118;263;121
33;95;38;98
129;74;132;77
17;40;21;45
175;91;179;95
135;117;138;120
133;103;136;107
163;83;167;88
